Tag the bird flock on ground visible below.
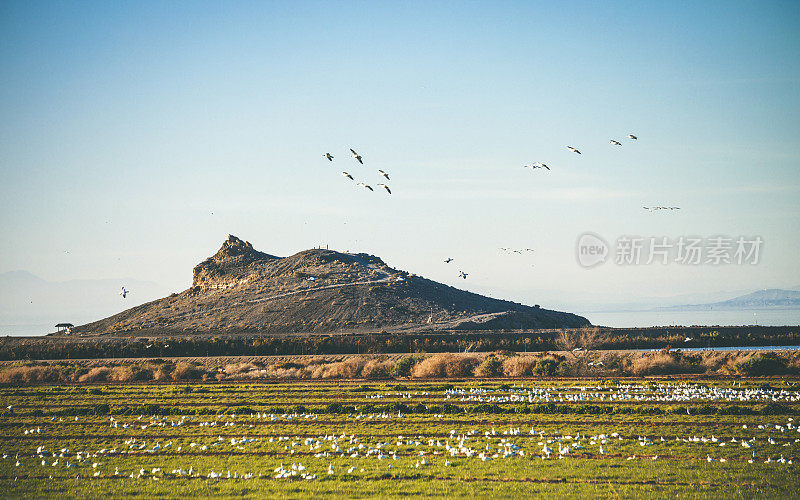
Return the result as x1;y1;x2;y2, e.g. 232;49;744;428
4;383;797;484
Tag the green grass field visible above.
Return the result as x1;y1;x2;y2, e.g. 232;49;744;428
1;380;799;498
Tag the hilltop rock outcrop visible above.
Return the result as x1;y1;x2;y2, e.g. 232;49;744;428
192;235;278;290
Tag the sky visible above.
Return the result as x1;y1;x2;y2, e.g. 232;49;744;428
1;0;799;316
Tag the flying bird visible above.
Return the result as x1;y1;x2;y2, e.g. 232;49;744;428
567;146;581;154
120;287;129;298
357;182;374;191
444;258;453;263
350;148;363;164
342;172;353;180
324;153;334;161
628;134;638;140
525;162;550;170
378;170;390;180
458;271;468;279
610;140;622;146
377;183;391;194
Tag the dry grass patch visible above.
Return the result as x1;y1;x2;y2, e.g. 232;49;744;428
411;353;480;378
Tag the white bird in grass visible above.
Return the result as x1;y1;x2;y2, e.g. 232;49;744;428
567;146;581;154
350;148;363;164
378;169;390;180
377;183;391;194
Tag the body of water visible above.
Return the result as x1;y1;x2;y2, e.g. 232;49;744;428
581;308;800;328
654;345;800;352
0;324;55;336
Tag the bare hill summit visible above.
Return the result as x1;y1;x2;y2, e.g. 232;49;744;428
75;235;590;334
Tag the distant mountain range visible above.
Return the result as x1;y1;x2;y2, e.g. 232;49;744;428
660;288;800;311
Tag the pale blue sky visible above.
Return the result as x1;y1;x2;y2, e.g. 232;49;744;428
1;1;799;311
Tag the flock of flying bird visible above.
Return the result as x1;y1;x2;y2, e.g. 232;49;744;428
523;134;639;170
325;149;392;194
322;134;679;284
118;134;679;299
521;134;680;211
523;134;638;170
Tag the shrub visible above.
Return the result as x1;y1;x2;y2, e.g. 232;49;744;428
630;351;704;376
411;354;480;378
362;359;393;379
736;353;788;376
224;363;258;377
474;356;503;377
312;357;365;379
392;357;417;378
534;356;565;376
0;365;64;385
109;366;135;382
172;362;204;380
78;367;112;383
502;356;538;377
130;365;154;381
266;365;302;379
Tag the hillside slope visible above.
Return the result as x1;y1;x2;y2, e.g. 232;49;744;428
75;235;589;334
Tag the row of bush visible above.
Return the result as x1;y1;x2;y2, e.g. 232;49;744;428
1;350;798;385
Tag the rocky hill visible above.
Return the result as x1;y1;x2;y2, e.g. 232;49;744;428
74;235;590;334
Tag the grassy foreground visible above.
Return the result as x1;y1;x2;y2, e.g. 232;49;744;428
0;379;799;498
